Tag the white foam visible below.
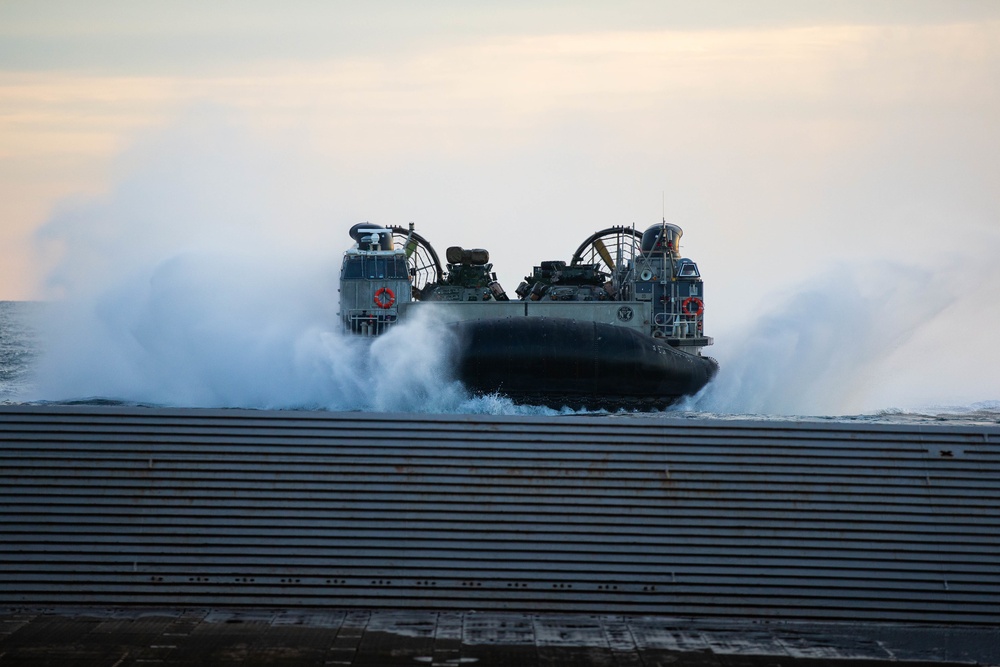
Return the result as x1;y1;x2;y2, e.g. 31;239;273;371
23;114;999;416
676;260;977;416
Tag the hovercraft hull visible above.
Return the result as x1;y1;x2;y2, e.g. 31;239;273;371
452;317;718;410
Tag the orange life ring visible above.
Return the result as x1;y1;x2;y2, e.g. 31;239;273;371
682;296;704;316
373;287;396;309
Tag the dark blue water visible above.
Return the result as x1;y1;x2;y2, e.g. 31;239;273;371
0;301;42;404
2;300;998;425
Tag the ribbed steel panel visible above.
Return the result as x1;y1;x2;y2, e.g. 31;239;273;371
1;405;998;624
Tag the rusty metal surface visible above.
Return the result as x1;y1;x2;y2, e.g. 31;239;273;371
1;405;999;624
1;608;997;666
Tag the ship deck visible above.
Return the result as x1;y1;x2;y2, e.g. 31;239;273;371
2;406;999;665
3;607;996;666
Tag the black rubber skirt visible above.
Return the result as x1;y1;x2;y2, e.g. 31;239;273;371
452;317;718;409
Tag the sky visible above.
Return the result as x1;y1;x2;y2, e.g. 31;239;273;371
2;0;999;411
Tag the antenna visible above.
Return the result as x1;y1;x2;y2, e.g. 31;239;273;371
662;191;665;223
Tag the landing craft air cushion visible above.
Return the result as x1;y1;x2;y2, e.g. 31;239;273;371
338;222;718;410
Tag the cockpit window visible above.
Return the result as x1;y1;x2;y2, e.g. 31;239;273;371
678;261;699;278
342;256;410;279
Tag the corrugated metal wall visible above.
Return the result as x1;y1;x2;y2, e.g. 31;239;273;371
1;405;998;624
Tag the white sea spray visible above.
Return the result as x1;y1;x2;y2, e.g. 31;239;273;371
16;113;1000;417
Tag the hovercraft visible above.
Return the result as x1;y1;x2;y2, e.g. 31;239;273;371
338;222;718;409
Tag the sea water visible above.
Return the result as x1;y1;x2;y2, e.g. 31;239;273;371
2;300;997;426
0;301;41;404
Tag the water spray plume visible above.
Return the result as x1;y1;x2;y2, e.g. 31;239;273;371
22;114;1000;417
680;261;963;416
25;116;479;412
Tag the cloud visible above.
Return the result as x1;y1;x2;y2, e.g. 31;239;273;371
4;2;1000;74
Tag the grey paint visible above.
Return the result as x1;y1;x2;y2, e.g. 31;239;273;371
400;300;654;332
1;406;998;624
